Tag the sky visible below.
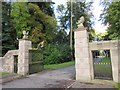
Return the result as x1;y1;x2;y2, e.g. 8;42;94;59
52;0;108;33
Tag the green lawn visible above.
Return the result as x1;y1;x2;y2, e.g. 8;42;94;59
44;60;75;70
115;83;120;90
99;57;111;63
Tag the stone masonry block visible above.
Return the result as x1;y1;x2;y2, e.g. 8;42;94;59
74;30;88;39
111;57;118;65
75;58;90;65
76;68;91;76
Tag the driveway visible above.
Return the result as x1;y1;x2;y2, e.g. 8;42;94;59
2;65;115;89
2;65;75;88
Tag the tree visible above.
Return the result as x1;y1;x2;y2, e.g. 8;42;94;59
96;31;108;41
89;29;96;42
2;2;17;56
11;2;57;48
56;1;93;58
101;1;120;39
2;2;73;64
11;2;31;39
57;2;92;30
32;2;55;17
28;3;57;47
53;29;68;45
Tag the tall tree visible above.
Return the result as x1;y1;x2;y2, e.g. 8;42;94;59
11;2;57;48
57;2;92;31
11;2;31;39
32;2;55;17
2;2;17;56
53;29;68;45
28;3;57;47
101;1;120;39
56;1;92;58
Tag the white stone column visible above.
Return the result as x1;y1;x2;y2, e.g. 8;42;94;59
18;39;31;75
74;27;92;82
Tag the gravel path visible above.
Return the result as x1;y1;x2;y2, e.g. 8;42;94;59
2;65;115;89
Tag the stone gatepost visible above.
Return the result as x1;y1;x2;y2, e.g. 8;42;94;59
74;26;92;81
74;16;92;82
18;31;32;75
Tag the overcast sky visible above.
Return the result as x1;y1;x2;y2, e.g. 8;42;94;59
52;0;108;33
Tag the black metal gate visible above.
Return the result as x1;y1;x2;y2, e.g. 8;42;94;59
14;55;18;73
92;50;113;80
29;49;44;74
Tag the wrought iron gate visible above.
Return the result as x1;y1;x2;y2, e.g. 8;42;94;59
29;49;44;74
92;50;113;80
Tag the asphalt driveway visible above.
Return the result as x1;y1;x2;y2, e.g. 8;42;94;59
1;65;115;89
2;65;75;88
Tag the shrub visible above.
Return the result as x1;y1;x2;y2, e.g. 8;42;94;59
43;44;71;65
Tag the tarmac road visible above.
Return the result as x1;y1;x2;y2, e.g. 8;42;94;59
1;65;115;89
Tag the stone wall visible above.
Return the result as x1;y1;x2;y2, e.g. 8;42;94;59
0;50;18;72
89;40;119;50
0;40;31;75
0;37;32;75
89;40;120;82
0;57;3;71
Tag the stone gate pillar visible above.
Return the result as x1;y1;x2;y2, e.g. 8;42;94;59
18;31;32;75
74;27;92;81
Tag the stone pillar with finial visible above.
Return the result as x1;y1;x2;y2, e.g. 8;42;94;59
18;31;31;75
74;16;92;82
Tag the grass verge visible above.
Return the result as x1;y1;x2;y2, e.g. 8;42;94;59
115;83;120;90
0;72;12;75
44;60;75;70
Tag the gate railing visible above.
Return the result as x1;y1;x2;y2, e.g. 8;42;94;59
29;49;44;74
92;50;113;80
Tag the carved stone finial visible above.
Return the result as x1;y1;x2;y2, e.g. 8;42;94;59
77;16;85;28
22;30;28;39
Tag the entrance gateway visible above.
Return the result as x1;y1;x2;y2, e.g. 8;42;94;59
92;50;113;80
74;16;120;83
